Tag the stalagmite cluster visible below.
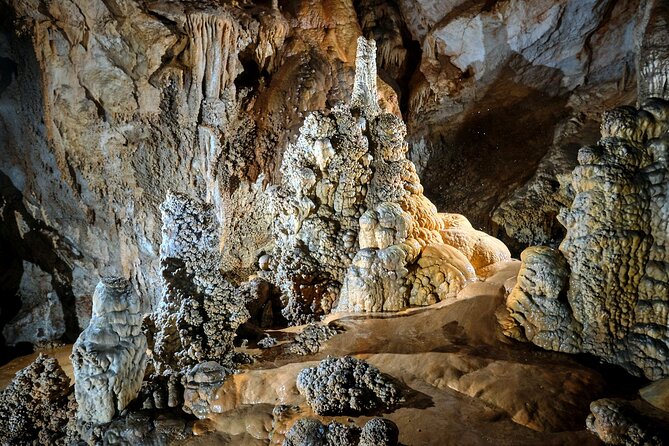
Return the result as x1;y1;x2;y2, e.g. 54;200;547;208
148;192;249;372
267;37;509;322
71;277;147;424
504;99;669;379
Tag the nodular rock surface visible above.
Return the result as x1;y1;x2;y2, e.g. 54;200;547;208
0;354;75;445
503;99;669;380
71;277;147;424
148;191;249;372
266;37;509;323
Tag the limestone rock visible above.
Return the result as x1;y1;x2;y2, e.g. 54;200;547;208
0;354;75;445
149;192;249;372
72;277;147;424
182;361;232;419
268;38;508;321
2;261;65;346
288;323;342;356
504;99;669;379
283;417;399;446
586;398;669;446
359;417;399;446
296;356;402;415
638;0;669;102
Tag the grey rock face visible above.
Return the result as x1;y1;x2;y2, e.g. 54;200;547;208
0;354;75;445
504;99;669;379
72;277;147;424
296;356;402;415
639;0;669;102
2;261;65;345
149;192;249;372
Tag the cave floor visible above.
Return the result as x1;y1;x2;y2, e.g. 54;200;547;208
0;261;649;445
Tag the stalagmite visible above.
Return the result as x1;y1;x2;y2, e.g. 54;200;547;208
71;277;147;424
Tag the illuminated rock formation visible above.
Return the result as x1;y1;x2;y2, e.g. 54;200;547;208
71;277;147;424
268;37;509;322
504;99;669;379
149;192;249;372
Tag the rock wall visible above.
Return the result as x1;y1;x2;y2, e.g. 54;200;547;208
503;99;669;380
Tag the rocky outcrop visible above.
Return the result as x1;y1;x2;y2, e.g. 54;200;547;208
2;261;65;346
504;99;669;379
405;0;641;231
268;37;509;322
0;0;647;354
287;323;342;356
0;354;75;445
72;277;147;424
182;361;231;419
149;192;249;372
296;355;402;415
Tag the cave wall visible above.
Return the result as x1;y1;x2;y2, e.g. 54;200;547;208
0;0;650;351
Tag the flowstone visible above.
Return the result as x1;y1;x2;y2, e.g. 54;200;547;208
71;277;147;424
266;37;510;323
504;99;669;379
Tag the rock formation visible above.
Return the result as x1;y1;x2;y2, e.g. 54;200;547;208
283;417;399;446
586;398;669;446
71;277;147;424
0;0;647;353
0;354;75;445
504;99;669;379
149;192;249;372
296;355;402;415
2;261;65;346
268;37;509;322
638;0;669;102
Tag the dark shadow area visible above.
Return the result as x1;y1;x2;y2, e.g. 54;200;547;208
420;58;571;232
0;172;80;365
